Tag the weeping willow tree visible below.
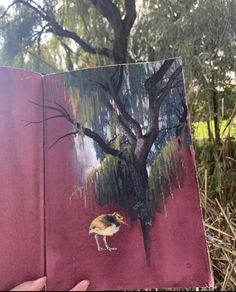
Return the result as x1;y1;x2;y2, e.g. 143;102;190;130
42;58;190;261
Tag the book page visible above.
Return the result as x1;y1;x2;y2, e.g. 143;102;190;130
0;68;45;290
42;59;213;290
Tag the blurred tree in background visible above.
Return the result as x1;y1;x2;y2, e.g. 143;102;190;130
0;0;236;289
0;1;235;135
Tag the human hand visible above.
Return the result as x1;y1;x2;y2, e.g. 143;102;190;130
10;277;90;291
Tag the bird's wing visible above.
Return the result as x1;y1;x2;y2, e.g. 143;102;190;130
89;215;112;232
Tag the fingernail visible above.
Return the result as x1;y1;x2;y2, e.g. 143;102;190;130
78;280;90;291
33;276;47;285
70;280;90;291
81;280;90;287
84;280;90;286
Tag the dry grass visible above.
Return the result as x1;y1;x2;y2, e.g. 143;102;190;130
194;137;236;291
199;179;236;290
200;193;236;290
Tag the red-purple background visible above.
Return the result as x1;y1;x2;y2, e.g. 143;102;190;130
0;68;44;290
43;74;213;291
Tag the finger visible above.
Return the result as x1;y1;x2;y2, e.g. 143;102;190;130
69;280;90;291
11;277;47;291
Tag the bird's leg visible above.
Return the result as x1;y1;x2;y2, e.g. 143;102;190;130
103;236;117;252
95;234;106;252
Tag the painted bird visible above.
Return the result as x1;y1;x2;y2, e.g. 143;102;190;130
89;212;128;252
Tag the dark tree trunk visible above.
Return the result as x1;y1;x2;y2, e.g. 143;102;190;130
212;88;220;144
140;218;151;264
127;159;151;263
212;73;221;144
207;118;213;142
113;28;129;64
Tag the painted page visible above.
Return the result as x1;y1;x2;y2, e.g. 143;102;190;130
43;58;213;290
0;68;44;290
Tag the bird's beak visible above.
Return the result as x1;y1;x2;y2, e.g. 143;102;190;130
120;218;129;226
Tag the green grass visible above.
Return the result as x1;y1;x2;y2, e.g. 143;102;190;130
192;118;236;139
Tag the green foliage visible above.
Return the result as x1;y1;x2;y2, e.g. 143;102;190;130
88;151;133;208
193;119;236;139
132;0;236;143
132;0;236;80
147;140;180;211
194;139;236;205
0;5;39;65
86;137;181;219
55;0;114;67
97;156;129;204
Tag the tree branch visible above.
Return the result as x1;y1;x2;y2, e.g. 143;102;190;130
46;25;113;58
89;66;142;138
145;65;183;155
61;42;80;57
90;0;122;29
123;0;137;32
91;0;136;64
88;79;109;92
5;0;113;59
145;59;175;110
28;100;123;158
22;114;64;127
28;100;68;117
48;130;79;150
89;78;137;144
106;100;137;144
158;124;181;134
107;66;143;138
82;126;121;157
175;101;188;123
0;2;17;19
14;0;49;19
155;65;182;110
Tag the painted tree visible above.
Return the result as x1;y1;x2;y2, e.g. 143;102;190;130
38;58;189;261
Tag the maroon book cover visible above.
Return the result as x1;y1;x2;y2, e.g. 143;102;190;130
0;68;44;290
0;58;213;291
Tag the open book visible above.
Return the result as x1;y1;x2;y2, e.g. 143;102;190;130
0;58;213;291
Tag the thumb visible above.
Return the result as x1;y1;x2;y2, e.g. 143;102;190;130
11;277;47;291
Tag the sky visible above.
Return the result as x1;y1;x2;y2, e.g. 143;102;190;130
0;0;44;8
0;0;15;7
0;0;11;5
